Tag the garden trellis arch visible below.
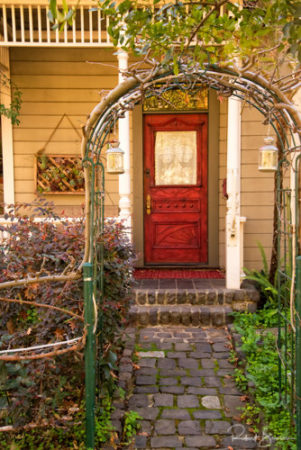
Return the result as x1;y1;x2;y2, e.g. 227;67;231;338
81;64;301;448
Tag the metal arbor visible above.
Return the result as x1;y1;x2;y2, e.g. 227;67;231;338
81;64;301;448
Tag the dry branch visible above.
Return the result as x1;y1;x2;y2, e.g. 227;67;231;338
0;340;84;361
0;297;84;321
0;271;81;291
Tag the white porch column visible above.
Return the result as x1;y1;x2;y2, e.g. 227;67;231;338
0;48;15;208
117;50;132;235
226;96;242;289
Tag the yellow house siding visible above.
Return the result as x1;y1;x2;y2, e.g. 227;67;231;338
218;102;274;271
241;105;274;270
10;47;119;217
218;100;227;268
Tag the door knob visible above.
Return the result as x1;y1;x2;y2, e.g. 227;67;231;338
146;194;151;215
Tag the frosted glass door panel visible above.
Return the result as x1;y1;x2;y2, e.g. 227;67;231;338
155;131;197;185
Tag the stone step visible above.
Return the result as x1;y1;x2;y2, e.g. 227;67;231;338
133;288;259;311
129;305;234;327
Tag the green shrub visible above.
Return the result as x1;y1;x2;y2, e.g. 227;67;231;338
233;309;296;449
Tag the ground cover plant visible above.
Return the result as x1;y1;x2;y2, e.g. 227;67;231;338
0;200;135;448
232;254;296;449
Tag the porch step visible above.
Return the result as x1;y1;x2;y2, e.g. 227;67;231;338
133;287;259;307
129;305;233;327
129;286;259;327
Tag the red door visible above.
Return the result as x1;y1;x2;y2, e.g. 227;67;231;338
144;113;208;264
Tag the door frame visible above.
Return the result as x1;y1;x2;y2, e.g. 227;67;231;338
132;89;219;267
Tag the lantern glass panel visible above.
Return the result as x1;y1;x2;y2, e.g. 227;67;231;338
258;148;277;172
258;137;278;172
107;150;124;174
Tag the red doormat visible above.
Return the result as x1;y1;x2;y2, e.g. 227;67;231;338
133;269;225;279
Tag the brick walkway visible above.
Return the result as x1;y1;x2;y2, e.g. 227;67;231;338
116;326;257;449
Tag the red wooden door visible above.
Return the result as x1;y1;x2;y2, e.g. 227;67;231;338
144;113;208;264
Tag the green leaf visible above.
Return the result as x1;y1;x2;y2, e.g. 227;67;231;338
62;0;68;14
173;56;179;75
49;0;57;19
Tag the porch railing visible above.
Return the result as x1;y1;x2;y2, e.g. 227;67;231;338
0;1;112;47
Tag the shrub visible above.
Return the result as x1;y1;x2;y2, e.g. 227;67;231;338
0;200;134;429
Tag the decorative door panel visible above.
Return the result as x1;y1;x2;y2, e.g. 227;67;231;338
144;114;208;264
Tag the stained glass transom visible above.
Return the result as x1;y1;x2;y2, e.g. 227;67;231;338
143;88;208;112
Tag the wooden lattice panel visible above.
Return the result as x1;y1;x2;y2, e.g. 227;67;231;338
35;155;84;194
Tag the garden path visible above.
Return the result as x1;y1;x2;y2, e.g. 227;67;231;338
115;326;257;449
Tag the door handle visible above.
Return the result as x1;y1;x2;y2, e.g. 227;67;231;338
146;194;151;215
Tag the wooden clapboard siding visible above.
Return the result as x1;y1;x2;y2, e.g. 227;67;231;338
11;62;118;76
241;105;274;270
218;100;227;268
10;48;117;62
13;76;117;89
10;47;119;217
218;101;275;271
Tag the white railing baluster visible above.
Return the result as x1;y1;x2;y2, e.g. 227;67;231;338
89;8;93;43
64;21;68;43
46;5;51;43
106;16;110;43
2;6;8;42
37;5;42;43
80;6;84;43
0;2;113;47
11;5;16;42
55;22;59;43
98;9;101;43
72;11;76;43
20;5;25;42
29;5;33;42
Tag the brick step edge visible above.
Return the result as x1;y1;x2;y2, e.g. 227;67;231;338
129;305;234;327
133;288;259;311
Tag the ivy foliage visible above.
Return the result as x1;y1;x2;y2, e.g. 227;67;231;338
0;73;22;125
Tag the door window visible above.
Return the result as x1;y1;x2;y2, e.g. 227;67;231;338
154;131;197;185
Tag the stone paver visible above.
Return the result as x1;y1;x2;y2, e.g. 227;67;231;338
123;326;254;449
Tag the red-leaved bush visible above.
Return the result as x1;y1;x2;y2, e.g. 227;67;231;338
0;200;134;427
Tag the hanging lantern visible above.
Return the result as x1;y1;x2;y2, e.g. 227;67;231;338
106;141;125;174
258;136;278;172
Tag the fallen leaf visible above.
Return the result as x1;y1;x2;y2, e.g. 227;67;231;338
68;320;77;331
132;363;140;370
6;319;14;334
26;327;32;335
54;328;65;339
62;415;73;421
110;432;118;443
233;415;242;422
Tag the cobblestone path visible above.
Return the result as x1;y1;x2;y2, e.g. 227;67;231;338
117;326;256;449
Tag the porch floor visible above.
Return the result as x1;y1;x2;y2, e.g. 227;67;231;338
133;278;226;290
